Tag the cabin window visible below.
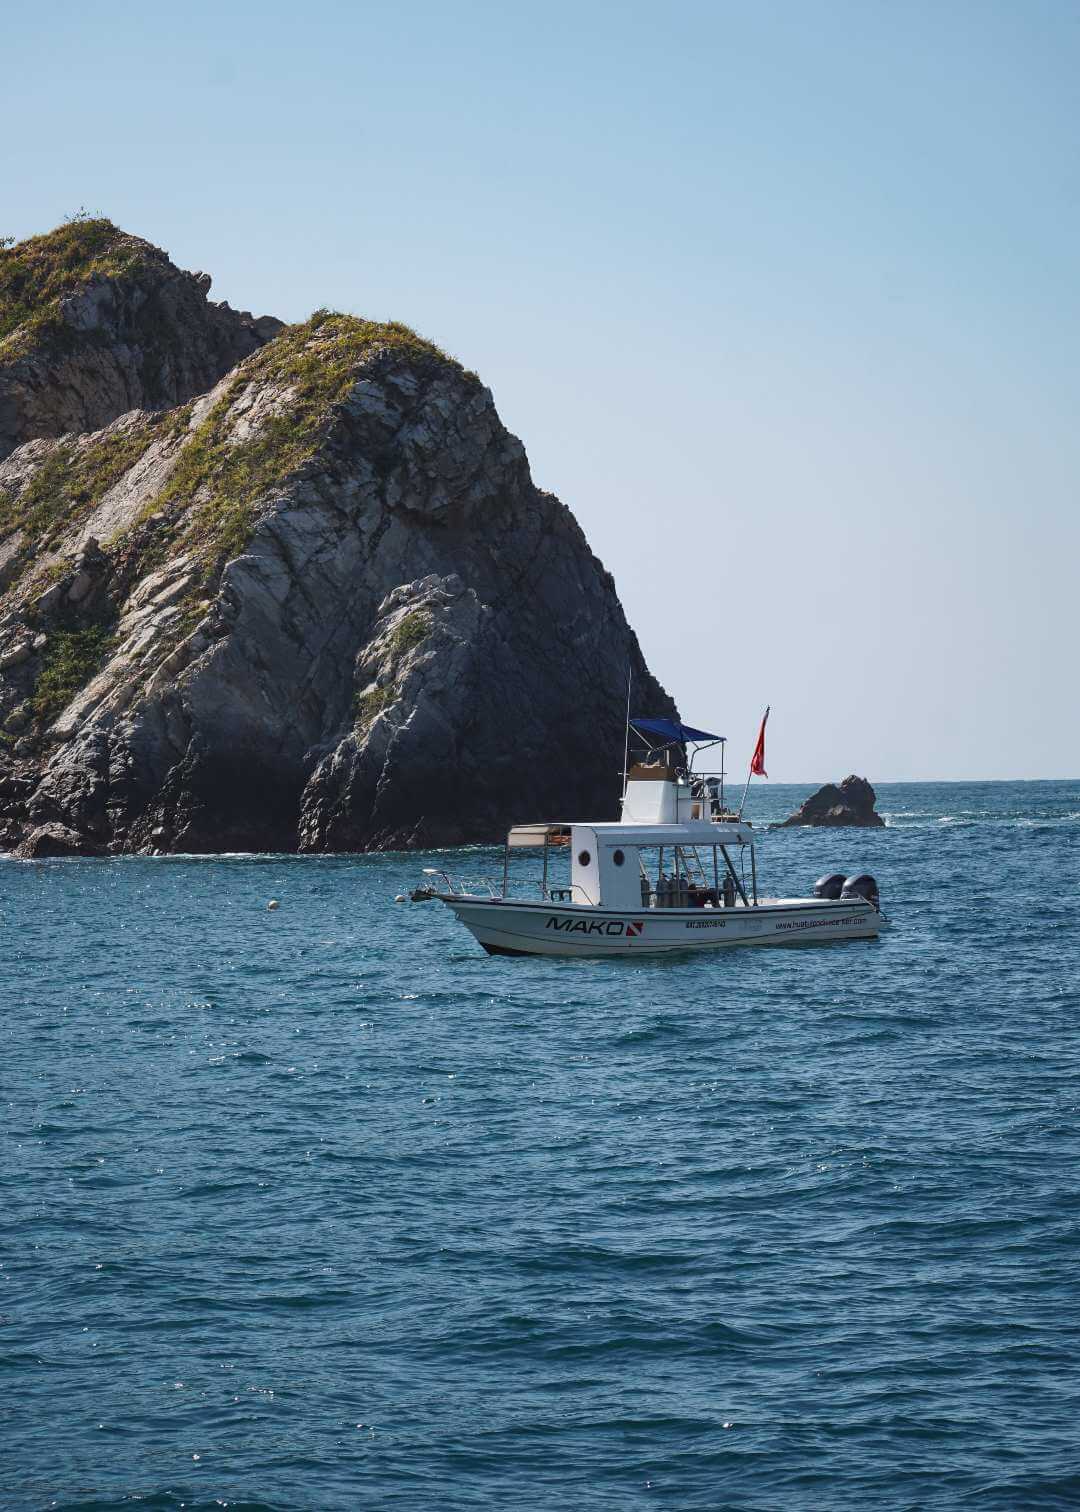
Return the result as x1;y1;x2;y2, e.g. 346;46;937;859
577;849;591;867
612;849;625;866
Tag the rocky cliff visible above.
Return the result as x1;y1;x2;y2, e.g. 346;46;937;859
0;223;674;854
0;218;281;462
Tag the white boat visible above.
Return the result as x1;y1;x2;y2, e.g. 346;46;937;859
412;717;885;958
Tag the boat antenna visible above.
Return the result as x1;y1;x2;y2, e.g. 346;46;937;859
621;665;633;800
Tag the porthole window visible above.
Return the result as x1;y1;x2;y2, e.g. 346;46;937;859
577;849;592;867
612;848;625;866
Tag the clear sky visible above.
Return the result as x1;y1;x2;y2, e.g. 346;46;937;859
4;0;1077;779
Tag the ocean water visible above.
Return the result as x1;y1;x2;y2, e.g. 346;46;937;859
2;780;1079;1511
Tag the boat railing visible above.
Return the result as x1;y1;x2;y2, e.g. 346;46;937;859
502;879;598;906
525;880;597;905
420;868;500;898
420;871;598;906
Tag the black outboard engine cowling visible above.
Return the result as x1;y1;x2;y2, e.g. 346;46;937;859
841;873;880;907
813;872;847;900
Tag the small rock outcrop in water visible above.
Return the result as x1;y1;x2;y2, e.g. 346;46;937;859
780;775;885;828
0;222;674;854
13;822;105;859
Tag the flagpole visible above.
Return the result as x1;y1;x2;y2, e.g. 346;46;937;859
737;705;770;819
736;767;754;820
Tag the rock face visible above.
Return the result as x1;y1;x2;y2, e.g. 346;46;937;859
0;219;282;461
0;232;674;854
780;775;885;828
13;822;105;859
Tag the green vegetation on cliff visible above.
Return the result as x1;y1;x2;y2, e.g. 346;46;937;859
2;302;470;589
0;304;474;681
353;684;395;725
0;420;156;551
388;610;432;654
0;219;144;352
152;310;469;575
31;625;114;725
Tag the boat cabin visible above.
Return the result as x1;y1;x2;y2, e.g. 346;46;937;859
504;817;757;911
498;715;757;911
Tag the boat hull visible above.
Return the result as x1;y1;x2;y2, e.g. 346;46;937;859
438;895;883;958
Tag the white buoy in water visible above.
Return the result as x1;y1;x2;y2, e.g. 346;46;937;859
268;899;280;911
394;894;407;903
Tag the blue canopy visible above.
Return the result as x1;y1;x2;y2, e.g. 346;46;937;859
631;717;724;744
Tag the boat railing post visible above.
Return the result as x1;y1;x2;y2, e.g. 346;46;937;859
502;842;510;899
712;845;720;900
542;836;549;900
638;852;652;908
718;843;750;908
751;842;758;906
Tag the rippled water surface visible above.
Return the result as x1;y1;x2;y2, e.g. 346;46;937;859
3;781;1080;1509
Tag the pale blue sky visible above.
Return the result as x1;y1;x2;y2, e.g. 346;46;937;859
5;0;1078;779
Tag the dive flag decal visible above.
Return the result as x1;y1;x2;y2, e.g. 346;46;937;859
627;921;644;937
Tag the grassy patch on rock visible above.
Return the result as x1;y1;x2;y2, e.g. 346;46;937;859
4;307;469;589
150;310;468;579
3;306;472;693
31;625;114;726
0;218;144;352
354;684;395;726
0;420;155;549
0;419;159;614
388;610;432;655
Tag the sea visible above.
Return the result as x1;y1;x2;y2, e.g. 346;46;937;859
2;780;1079;1511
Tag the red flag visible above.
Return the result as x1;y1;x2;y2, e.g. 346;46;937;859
750;706;770;777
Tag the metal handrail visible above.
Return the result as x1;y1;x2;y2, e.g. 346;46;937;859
421;869;500;898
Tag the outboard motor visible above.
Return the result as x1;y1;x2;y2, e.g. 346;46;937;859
841;873;880;908
813;873;847;900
